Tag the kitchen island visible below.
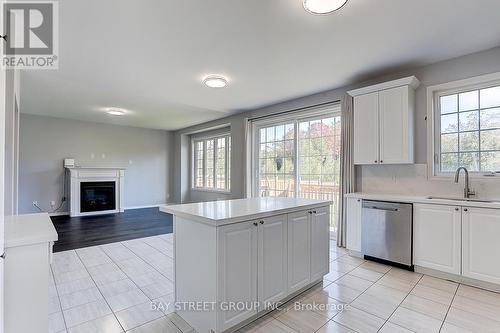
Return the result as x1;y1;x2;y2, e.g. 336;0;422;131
160;197;331;333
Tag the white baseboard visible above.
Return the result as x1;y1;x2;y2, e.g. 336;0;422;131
48;204;170;216
124;203;169;210
49;211;70;217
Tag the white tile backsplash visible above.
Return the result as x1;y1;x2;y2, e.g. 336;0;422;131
359;164;500;199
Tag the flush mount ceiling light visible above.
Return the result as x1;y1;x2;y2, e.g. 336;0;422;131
303;0;348;14
203;75;228;88
106;107;127;116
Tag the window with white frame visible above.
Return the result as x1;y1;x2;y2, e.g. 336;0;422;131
434;81;500;174
192;134;231;191
251;103;341;231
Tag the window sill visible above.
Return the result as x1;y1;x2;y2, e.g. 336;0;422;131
191;187;231;194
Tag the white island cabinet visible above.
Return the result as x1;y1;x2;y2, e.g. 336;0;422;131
160;197;330;333
4;213;58;333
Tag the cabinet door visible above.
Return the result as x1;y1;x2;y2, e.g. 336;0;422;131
413;204;461;275
379;86;413;164
257;214;287;309
462;208;500;284
310;206;330;281
354;92;380;164
217;221;258;331
346;198;362;252
287;210;311;293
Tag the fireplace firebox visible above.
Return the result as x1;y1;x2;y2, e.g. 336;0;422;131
80;181;116;213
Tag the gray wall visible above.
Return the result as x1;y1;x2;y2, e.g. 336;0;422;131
172;46;500;203
4;69;20;215
19;114;174;213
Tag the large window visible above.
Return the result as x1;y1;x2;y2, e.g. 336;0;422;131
193;134;231;191
434;82;500;174
253;104;341;232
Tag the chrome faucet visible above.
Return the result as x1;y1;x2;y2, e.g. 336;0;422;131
454;167;476;198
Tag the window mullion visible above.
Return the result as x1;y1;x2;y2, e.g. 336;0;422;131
294;121;299;198
225;136;229;191
478;91;482;171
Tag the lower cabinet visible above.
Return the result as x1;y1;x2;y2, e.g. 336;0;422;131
414;204;500;285
413;204;461;275
217;221;258;330
287;210;311;293
462;207;500;285
346;197;362;252
310;206;330;281
257;214;288;310
217;207;330;332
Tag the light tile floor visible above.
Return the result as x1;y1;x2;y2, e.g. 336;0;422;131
49;236;500;333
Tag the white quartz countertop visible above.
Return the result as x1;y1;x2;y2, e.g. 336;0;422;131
160;197;331;226
5;213;58;248
346;192;500;209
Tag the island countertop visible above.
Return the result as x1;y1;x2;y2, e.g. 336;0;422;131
5;213;58;248
159;197;331;226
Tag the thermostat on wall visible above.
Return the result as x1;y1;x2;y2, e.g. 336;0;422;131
64;158;75;168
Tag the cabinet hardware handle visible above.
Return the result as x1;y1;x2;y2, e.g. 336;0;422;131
313;210;317;214
455;207;459;211
308;211;313;214
0;252;5;260
253;222;258;226
374;160;378;163
357;199;361;202
259;221;264;224
380;160;383;163
464;208;468;212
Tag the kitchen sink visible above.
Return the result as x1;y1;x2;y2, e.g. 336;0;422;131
425;196;500;203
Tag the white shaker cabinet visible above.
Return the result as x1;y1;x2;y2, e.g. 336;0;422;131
348;76;419;165
217;221;258;330
413;204;461;275
353;92;379;164
257;214;288;310
462;207;500;285
379;86;414;164
346;197;362;252
310;206;330;281
287;210;311;293
162;198;331;333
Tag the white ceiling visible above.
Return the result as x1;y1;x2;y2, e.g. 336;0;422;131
21;0;500;130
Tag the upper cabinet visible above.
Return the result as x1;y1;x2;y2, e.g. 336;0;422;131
348;76;420;165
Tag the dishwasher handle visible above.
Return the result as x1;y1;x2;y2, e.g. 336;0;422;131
364;206;399;212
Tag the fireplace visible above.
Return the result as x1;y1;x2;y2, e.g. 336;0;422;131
80;181;116;213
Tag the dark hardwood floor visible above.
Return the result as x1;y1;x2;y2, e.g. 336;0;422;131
51;207;173;252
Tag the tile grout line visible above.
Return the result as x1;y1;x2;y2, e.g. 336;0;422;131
53;236;176;332
50;264;70;333
312;257;385;333
120;239;175;284
272;246;352;333
109;238;178;330
100;237;174;330
375;272;424;333
73;247;128;332
438;282;459;332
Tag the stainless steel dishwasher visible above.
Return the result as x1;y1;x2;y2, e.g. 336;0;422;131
361;200;413;268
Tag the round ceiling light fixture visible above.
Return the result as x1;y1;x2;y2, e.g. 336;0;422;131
203;75;228;88
303;0;348;14
106;107;127;116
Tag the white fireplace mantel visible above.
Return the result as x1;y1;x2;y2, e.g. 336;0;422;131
67;166;125;217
